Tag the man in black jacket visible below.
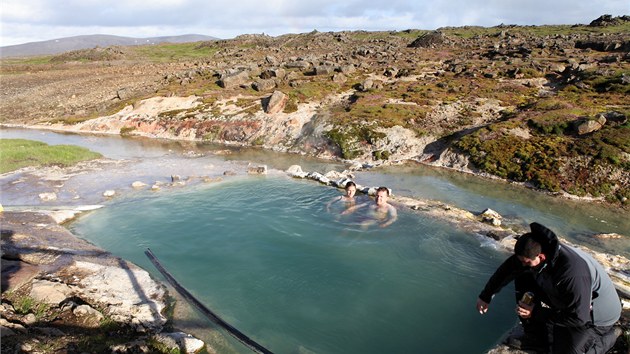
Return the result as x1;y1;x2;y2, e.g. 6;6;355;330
476;222;621;353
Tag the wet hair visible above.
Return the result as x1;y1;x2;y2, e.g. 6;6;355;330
376;186;390;196
345;181;356;190
514;233;542;259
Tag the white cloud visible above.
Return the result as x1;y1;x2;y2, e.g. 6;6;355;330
0;0;627;46
1;0;48;22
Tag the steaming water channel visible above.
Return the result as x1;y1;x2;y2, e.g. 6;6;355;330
2;127;629;353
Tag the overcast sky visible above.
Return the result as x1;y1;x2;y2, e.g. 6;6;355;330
1;0;628;46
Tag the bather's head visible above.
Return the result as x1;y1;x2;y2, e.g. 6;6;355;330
514;233;546;268
375;186;390;206
344;181;357;198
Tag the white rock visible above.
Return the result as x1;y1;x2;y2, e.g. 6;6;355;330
71;261;167;331
75;304;102;317
324;170;344;180
73;304;104;327
46;210;80;224
318;176;331;185
481;208;501;218
23;313;37;325
286;165;308;178
103;190;116;197
180;335;205;353
132;181;147;188
18;343;32;351
286;165;303;174
480;208;502;226
307;171;324;180
39;192;57;201
30;279;73;305
154;332;205;354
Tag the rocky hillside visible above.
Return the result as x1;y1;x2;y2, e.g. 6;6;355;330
1;15;628;206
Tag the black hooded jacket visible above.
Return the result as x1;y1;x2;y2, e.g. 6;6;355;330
478;223;621;328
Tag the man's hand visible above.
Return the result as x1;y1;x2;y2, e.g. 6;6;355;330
516;301;534;318
476;298;489;314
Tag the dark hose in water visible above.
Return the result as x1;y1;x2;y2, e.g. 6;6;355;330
145;248;273;354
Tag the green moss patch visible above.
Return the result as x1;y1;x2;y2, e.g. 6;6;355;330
0;139;102;173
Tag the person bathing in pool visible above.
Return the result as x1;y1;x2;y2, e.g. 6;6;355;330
342;186;397;228
326;181;358;212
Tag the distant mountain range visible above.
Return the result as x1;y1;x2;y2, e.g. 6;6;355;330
0;34;219;58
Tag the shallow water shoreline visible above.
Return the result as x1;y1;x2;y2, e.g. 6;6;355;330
1;127;629;353
2;122;624;209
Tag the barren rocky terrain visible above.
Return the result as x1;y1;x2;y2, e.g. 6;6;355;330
2;15;629;206
1;14;630;353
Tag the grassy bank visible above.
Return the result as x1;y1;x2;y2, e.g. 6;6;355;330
0;139;102;173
